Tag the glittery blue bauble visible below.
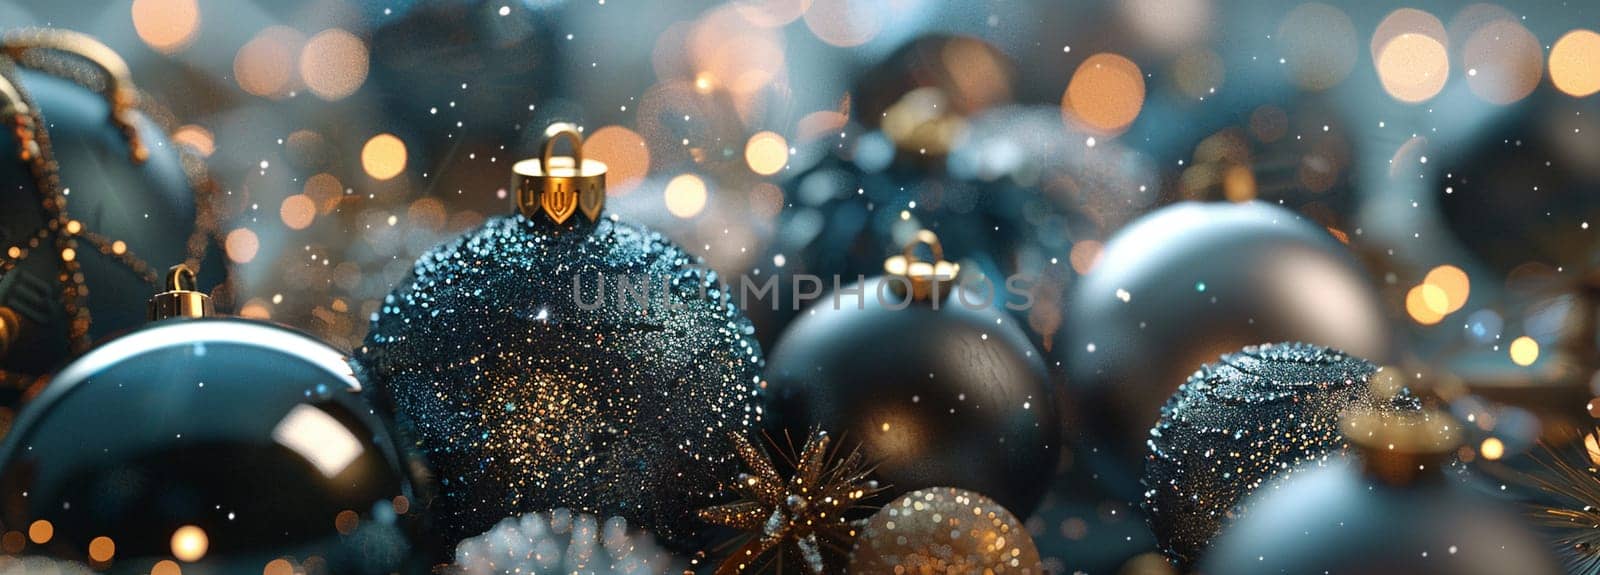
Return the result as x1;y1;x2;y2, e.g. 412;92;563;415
1141;342;1420;567
358;215;764;551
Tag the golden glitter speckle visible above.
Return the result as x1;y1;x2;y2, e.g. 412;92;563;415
850;487;1042;573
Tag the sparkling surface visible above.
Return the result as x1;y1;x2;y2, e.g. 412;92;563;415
359;214;764;548
1141;342;1420;567
453;509;683;575
849;487;1043;574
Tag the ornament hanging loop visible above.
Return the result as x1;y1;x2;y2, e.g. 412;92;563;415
148;265;212;321
884;230;960;302
513;123;607;225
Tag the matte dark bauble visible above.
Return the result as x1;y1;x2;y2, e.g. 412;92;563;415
1061;201;1388;496
764;277;1059;517
1142;343;1420;567
0;318;421;574
0;51;225;408
358;216;764;551
1435;90;1600;277
755;151;1080;351
1203;455;1559;575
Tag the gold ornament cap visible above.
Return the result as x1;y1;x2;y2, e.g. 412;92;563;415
148;265;212;321
884;230;960;302
512;123;607;225
1341;407;1461;486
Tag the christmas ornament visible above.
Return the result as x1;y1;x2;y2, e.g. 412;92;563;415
1203;409;1561;575
358;124;764;551
1522;427;1600;573
1435;90;1600;278
763;230;1059;517
752;35;1084;351
0;266;420;574
1061;201;1388;496
453;509;684;575
1142;342;1421;567
697;429;882;574
0;30;225;412
847;487;1043;574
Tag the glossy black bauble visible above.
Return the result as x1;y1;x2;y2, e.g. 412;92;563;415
0;319;421;574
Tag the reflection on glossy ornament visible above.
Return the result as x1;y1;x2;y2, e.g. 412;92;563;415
848;487;1042;574
1203;409;1561;575
359;125;763;550
1142;342;1420;567
1062;201;1387;496
764;231;1058;517
453;509;684;575
0;269;419;574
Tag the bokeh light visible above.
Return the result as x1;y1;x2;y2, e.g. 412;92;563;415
1479;437;1504;460
88;536;115;562
1120;0;1211;52
582;126;650;195
304;173;344;214
234;26;304;99
263;559;294;575
171;125;215;157
1422;264;1469;313
1371;8;1445;62
1510;336;1539;366
664;174;708;219
300;29;369;101
171;525;208;562
1463;19;1542;105
1405;283;1445;325
1550;29;1600;97
1063;53;1145;135
27;520;51;544
1375;33;1449;103
805;0;882;47
225;228;260;264
151;560;181;575
732;0;812;28
1172;49;1224;99
744;131;789;176
1277;3;1357;91
281;195;316;230
361;134;407;180
131;0;200;53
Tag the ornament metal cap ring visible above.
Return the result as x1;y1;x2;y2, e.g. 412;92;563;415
884;230;960;302
512;123;607;225
148;265;213;321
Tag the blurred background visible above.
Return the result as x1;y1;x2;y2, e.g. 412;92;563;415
4;0;1600;572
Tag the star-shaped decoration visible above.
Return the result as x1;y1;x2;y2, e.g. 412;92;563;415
698;429;883;574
